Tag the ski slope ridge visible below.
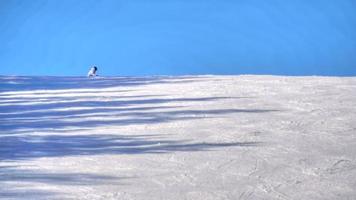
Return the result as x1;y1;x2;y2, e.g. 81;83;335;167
0;75;355;199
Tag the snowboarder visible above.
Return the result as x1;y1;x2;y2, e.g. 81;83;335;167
87;66;98;77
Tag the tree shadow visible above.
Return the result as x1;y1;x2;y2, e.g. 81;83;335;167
0;75;209;92
0;76;278;133
0;76;271;155
0;94;161;106
0;188;56;200
1;101;276;134
0;166;122;186
1;95;276;132
0;97;230;114
0;134;260;161
0;133;258;198
0;76;272;159
0;165;125;199
0;76;270;199
0;107;276;132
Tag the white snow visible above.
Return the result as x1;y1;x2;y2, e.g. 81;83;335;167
0;75;356;200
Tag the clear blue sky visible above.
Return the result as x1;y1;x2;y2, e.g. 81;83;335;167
1;0;356;76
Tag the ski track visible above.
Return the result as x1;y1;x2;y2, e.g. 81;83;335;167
0;75;356;200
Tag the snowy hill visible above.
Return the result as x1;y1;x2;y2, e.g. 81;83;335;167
1;75;356;200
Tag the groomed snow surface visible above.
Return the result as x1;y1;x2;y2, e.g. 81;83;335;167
0;75;355;200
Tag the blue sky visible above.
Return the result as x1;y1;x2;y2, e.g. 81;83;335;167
0;0;356;76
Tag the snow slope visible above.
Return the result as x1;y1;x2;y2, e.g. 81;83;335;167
0;75;356;200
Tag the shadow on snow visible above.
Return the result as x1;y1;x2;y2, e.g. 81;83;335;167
0;134;260;161
0;164;124;199
0;75;209;92
0;76;269;199
0;76;271;160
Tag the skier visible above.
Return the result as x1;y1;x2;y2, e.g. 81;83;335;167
87;66;98;77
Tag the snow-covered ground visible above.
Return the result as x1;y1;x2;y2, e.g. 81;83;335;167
1;75;355;200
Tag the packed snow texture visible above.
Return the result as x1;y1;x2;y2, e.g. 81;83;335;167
0;75;355;200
